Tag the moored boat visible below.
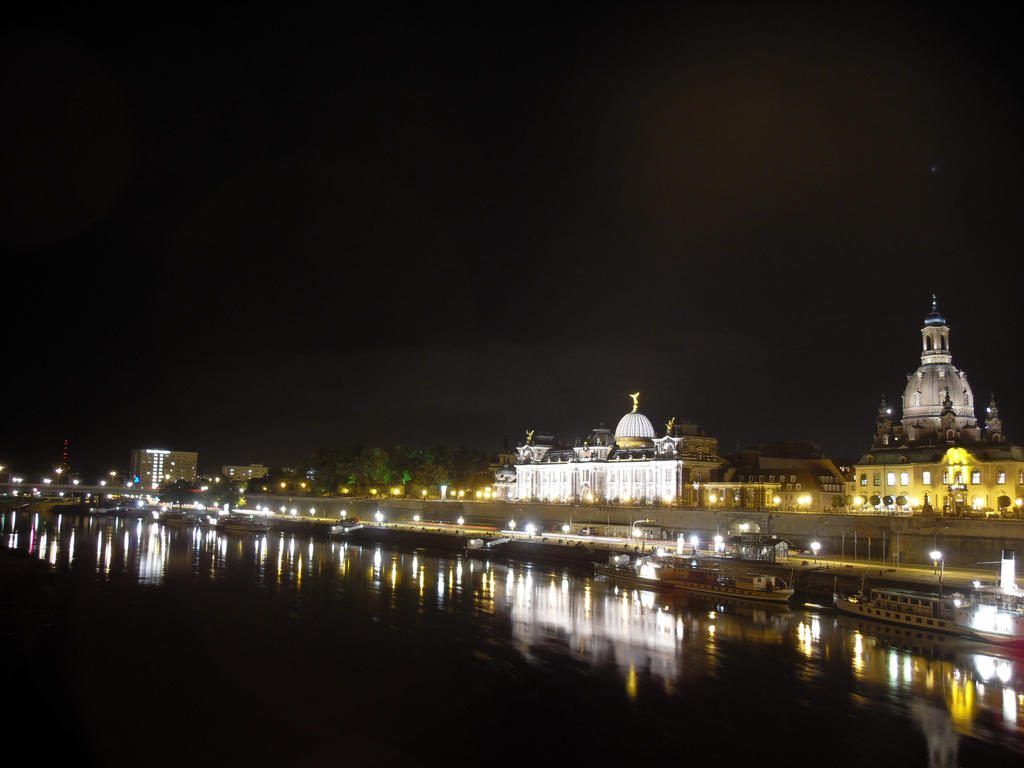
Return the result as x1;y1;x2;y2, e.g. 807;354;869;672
595;558;794;604
215;515;272;533
833;586;1024;647
328;518;362;537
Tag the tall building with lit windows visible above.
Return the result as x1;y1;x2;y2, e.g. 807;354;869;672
129;448;199;489
850;299;1024;516
509;394;722;505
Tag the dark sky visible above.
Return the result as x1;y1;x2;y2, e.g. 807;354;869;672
3;2;1023;474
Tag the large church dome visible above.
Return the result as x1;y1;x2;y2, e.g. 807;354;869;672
902;365;975;421
898;298;978;441
615;393;656;448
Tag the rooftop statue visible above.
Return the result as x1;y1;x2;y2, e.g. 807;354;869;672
628;392;640;413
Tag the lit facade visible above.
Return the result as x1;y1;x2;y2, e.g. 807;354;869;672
850;299;1023;516
709;442;847;511
129;448;198;489
222;464;269;483
511;395;721;505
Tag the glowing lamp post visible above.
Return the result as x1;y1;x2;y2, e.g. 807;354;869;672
810;541;821;564
690;535;700;555
713;534;724;554
929;550;945;595
375;510;384;524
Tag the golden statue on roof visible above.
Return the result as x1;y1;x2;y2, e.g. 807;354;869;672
666;417;675;435
525;429;535;444
628;392;640;413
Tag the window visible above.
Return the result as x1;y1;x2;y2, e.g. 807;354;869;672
769;475;775;482
971;471;981;485
997;471;1005;484
900;472;909;486
922;471;931;484
860;473;867;486
873;473;880;486
942;470;949;484
954;471;962;484
795;483;801;490
886;472;896;486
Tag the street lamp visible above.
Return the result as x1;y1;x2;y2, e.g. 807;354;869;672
713;534;724;554
810;541;821;564
375;510;384;524
690;534;700;555
929;550;944;595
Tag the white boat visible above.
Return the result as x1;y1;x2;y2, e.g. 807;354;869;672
833;585;1024;647
328;518;362;536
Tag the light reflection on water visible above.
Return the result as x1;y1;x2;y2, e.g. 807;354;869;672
1;508;1022;760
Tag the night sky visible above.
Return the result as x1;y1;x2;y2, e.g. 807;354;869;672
3;3;1023;474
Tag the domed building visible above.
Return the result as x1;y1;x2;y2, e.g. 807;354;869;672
614;395;657;449
852;298;1024;517
874;297;982;446
508;393;721;505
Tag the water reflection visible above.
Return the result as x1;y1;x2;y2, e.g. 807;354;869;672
1;508;1022;757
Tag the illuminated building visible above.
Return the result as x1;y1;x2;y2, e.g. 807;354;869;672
511;393;721;504
707;441;847;511
129;448;198;489
222;464;269;483
850;299;1024;516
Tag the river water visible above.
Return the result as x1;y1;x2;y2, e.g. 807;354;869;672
1;508;1021;766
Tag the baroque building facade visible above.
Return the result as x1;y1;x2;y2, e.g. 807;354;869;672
508;394;721;505
850;299;1024;516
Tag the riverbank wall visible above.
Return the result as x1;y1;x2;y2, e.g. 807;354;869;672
313;498;1024;571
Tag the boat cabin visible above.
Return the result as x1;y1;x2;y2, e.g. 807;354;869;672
869;588;961;621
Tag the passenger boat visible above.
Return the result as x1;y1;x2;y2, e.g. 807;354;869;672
215;515;272;533
833;586;1024;646
595;558;794;604
328;518;362;537
156;510;196;526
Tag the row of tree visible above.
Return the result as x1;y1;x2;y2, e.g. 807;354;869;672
251;445;496;497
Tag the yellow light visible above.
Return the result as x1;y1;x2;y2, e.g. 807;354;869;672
909;497;920;506
421;489;427;496
945;447;970;466
773;496;781;505
853;496;864;506
708;494;717;503
280;482;286;488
